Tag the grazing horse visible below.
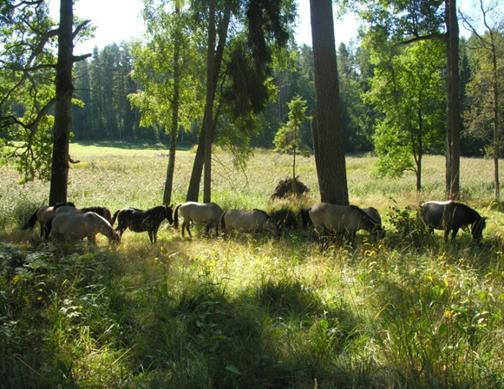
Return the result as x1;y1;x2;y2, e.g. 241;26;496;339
308;203;384;243
49;211;120;246
420;200;486;242
173;202;223;238
220;209;280;238
22;202;76;239
112;205;173;243
80;206;112;223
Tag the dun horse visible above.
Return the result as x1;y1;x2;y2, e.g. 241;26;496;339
111;205;173;243
173;202;223;238
22;202;76;239
49;211;120;246
420;200;486;242
308;203;384;243
220;209;280;238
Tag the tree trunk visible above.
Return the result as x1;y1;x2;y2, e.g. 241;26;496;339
491;34;500;202
49;0;73;205
445;0;461;200
186;4;230;202
309;0;349;205
163;4;182;205
203;0;217;203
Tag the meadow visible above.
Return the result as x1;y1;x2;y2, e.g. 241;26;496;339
0;142;503;388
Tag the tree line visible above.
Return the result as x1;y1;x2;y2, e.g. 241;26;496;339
1;0;503;204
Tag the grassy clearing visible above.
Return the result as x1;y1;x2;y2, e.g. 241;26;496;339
1;142;503;387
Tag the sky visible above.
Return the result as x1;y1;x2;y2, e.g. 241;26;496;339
47;0;359;55
47;0;496;56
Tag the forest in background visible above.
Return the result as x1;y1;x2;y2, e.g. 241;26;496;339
71;35;495;156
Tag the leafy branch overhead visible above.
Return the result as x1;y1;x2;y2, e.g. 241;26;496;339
0;0;91;182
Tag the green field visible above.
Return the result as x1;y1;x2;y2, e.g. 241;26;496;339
1;142;503;387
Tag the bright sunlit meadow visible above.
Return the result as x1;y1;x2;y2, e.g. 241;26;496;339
1;142;503;387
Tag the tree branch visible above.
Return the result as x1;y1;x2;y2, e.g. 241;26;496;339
72;19;91;39
72;53;92;63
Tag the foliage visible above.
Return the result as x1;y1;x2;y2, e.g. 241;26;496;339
464;30;504;156
364;39;445;188
0;1;57;182
128;1;203;138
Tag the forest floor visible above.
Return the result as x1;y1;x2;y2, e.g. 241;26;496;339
1;142;503;387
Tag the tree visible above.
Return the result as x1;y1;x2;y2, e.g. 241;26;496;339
186;0;294;202
49;0;91;204
0;1;57;182
310;0;349;205
130;0;201;204
365;40;445;192
0;0;90;201
461;0;504;201
273;95;309;180
356;0;463;199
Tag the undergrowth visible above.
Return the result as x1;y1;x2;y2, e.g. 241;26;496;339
0;145;503;387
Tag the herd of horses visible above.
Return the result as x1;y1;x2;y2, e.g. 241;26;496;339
21;199;487;247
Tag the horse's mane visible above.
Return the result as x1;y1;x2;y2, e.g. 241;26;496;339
350;205;379;226
53;201;75;209
252;208;270;219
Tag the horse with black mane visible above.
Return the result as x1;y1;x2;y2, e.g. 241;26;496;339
22;202;76;239
173;202;223;238
306;203;384;244
220;209;280;238
420;200;486;242
111;205;173;243
49;211;120;246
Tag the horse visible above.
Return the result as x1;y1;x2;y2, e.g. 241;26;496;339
49;211;120;246
22;202;76;239
111;205;173;243
308;203;384;244
419;200;486;242
269;207;300;231
220;209;280;238
80;206;112;223
173;201;223;238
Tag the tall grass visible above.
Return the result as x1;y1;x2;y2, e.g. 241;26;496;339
0;142;503;387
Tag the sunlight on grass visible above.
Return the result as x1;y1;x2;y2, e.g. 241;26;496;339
1;143;503;387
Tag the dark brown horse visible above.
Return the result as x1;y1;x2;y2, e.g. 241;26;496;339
112;205;173;243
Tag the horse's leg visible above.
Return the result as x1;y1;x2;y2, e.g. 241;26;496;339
88;235;97;246
451;228;459;240
444;228;450;242
205;223;210;237
181;221;185;238
186;221;192;238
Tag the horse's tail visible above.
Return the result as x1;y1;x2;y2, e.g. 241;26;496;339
111;209;121;226
220;211;227;233
174;204;182;229
22;208;39;230
300;208;311;230
42;215;55;240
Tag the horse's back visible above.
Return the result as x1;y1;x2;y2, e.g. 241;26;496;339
179;201;222;222
224;209;268;232
421;200;480;230
309;203;366;232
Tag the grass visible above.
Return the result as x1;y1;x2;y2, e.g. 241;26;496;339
0;142;503;387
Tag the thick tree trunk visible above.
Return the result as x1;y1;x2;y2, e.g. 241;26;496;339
309;0;349;205
445;0;461;200
163;5;182;205
186;128;206;201
49;0;73;205
203;0;217;203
